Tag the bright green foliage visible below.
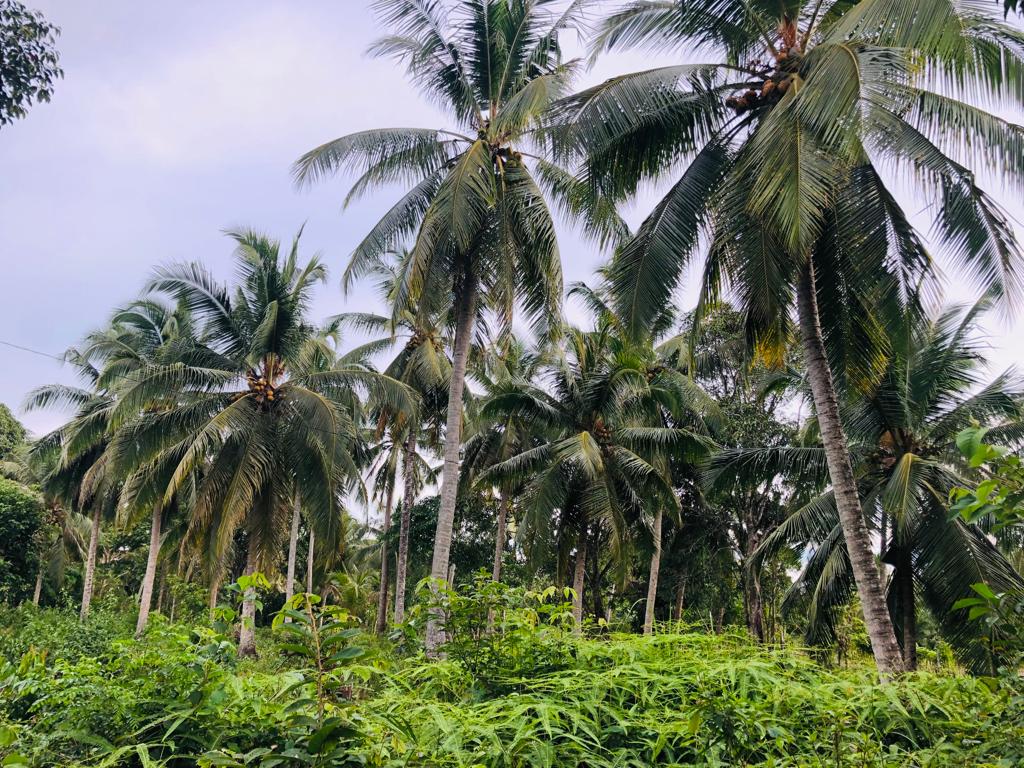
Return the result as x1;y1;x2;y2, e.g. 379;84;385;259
951;426;1024;531
201;594;373;767
0;478;42;604
426;575;576;694
0;404;25;462
1;597;1022;767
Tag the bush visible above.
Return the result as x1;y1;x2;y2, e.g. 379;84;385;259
0;604;133;664
0;478;42;604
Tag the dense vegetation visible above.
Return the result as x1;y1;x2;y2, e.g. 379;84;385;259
4;0;1024;765
3;593;1024;768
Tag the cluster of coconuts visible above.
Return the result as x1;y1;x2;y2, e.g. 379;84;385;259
491;145;523;166
405;330;426;351
592;417;613;446
725;47;802;115
246;370;281;407
645;364;666;382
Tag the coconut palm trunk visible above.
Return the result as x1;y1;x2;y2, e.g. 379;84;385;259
209;573;221;622
425;276;478;654
796;262;903;675
284;494;301;605
238;539;258;657
674;575;686;622
643;508;663;635
492;493;510;583
374;485;395;635
394;434;416;624
744;571;766;643
897;548;917;671
135;502;163;636
306;527;315;594
32;565;44;607
80;506;101;621
572;527;588;631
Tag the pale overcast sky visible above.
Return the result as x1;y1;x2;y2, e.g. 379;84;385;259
2;1;1023;437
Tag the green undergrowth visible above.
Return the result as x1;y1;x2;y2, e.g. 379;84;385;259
0;605;1022;767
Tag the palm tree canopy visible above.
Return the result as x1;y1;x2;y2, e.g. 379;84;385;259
100;229;414;574
551;0;1024;371
295;0;631;340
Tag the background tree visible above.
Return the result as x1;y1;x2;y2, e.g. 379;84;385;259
334;249;447;629
0;476;43;603
0;403;26;461
0;0;62;127
295;0;625;652
109;229;410;655
690;305;802;641
483;320;712;628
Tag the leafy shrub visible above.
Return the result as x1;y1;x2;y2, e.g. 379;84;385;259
428;573;577;695
0;478;42;604
0;604;133;664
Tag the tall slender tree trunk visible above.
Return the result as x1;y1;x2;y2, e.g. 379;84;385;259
879;510;889;581
797;262;903;675
238;539;258;658
80;506;101;621
209;573;221;622
32;564;44;606
742;529;766;643
394;434;417;624
643;508;663;635
744;570;766;643
897;548;917;671
135;503;163;636
572;527;588;632
306;527;316;594
426;276;478;655
674;575;686;622
492;493;509;583
284;494;301;606
590;547;605;621
375;485;395;635
156;569;167;614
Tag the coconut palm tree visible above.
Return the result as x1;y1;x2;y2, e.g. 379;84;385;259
462;335;546;587
74;298;200;635
107;229;412;656
335;250;449;629
295;0;627;652
24;348;121;621
715;295;1024;670
568;278;721;633
482;316;714;628
555;0;1024;673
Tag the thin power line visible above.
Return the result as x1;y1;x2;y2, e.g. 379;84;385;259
0;339;66;362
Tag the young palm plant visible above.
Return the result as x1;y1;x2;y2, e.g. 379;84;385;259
107;229;412;656
555;0;1024;673
295;0;626;652
714;296;1024;671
